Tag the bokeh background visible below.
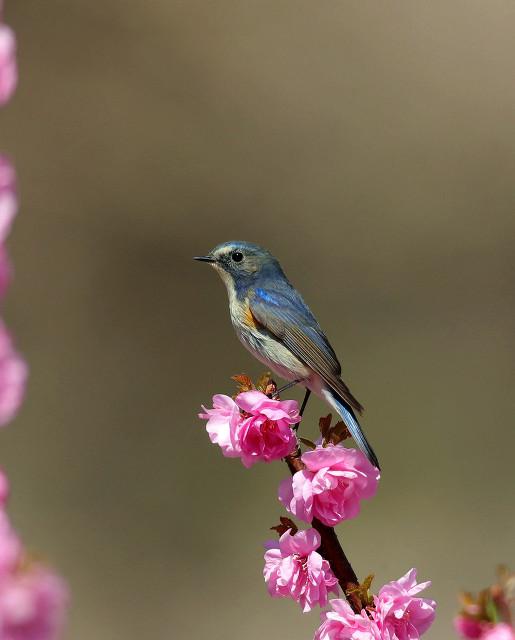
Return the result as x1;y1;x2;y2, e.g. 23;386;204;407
1;1;514;638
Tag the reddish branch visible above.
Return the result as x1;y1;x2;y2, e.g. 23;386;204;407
284;448;363;614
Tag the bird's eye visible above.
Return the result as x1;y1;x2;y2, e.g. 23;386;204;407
231;251;244;263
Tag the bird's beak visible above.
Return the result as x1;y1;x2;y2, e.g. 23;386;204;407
193;255;216;263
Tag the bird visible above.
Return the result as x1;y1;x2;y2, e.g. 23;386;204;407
194;241;379;469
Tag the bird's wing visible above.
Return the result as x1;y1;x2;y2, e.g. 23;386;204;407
249;287;364;414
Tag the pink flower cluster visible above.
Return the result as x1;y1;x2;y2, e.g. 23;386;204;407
0;471;68;640
264;527;338;612
279;444;380;526
0;11;69;637
199;390;299;467
315;569;436;640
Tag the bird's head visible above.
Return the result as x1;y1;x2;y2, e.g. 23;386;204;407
194;241;282;292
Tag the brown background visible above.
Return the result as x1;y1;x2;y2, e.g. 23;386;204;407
1;1;514;638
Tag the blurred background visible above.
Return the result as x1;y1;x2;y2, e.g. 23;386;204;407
1;1;514;638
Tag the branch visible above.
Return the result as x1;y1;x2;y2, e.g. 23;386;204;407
284;448;363;614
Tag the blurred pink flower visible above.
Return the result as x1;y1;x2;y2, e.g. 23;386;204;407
454;616;486;639
278;444;379;526
235;390;299;467
0;469;69;640
0;565;69;640
0;509;21;577
0;155;17;243
199;390;299;467
374;568;436;639
0;320;28;427
0;24;17;105
264;527;338;612
482;624;515;640
315;598;380;640
199;394;242;457
0;467;10;506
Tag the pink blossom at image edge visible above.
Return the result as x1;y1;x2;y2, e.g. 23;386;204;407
264;527;338;612
0;470;69;640
0;22;17;105
199;390;299;467
0;319;27;427
278;444;380;526
482;624;515;640
455;618;515;640
0;155;18;243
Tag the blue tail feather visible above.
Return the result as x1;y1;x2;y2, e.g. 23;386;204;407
323;389;380;470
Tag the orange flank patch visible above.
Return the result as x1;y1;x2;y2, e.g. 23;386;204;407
244;306;258;329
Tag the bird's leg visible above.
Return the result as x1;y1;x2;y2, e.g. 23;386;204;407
271;379;301;398
293;388;311;432
299;389;311;417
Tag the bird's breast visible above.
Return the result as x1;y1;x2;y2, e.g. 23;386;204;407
230;297;310;382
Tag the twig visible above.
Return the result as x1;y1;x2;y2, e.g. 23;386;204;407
284;448;363;614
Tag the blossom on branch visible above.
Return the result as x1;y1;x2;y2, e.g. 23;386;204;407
278;444;379;526
315;598;379;640
264;527;338;612
235;391;299;467
199;390;299;467
373;568;436;639
315;569;436;640
199;394;242;458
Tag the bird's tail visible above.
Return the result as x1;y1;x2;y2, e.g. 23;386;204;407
322;388;380;470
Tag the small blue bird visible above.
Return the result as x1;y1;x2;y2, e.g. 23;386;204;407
194;241;379;469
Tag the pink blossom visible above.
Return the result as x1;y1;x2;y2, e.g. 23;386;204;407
0;469;69;639
314;570;436;640
0;24;17;105
315;598;380;640
235;391;299;467
278;444;379;526
0;509;21;578
0;155;17;243
199;394;242;457
0;320;27;427
264;527;338;612
454;616;486;639
482;624;515;640
199;390;299;467
374;568;436;639
0;565;69;640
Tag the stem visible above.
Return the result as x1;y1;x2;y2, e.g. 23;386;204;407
284;448;363;614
